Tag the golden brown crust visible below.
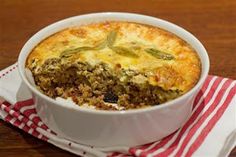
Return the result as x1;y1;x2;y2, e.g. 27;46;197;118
26;21;201;93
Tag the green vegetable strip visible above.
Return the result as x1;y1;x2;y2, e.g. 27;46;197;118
145;48;175;60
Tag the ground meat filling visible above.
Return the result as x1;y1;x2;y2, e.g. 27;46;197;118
30;58;181;110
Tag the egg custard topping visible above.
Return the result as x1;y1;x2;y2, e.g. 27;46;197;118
26;21;201;110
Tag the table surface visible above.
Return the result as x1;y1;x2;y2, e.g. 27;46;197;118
0;0;235;156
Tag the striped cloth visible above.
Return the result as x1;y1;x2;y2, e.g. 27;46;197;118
0;63;236;157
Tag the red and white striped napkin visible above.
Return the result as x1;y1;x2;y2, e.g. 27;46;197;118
0;63;236;157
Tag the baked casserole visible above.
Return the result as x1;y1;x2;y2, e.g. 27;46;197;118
26;21;201;110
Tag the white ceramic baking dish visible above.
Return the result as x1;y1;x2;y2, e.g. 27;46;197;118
18;12;209;147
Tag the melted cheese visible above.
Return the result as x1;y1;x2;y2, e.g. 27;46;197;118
26;21;201;92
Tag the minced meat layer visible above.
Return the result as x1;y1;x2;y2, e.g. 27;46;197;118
29;58;182;110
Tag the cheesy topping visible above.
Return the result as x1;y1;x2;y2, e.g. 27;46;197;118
26;21;201;93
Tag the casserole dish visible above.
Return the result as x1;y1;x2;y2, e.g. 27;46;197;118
18;12;209;147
